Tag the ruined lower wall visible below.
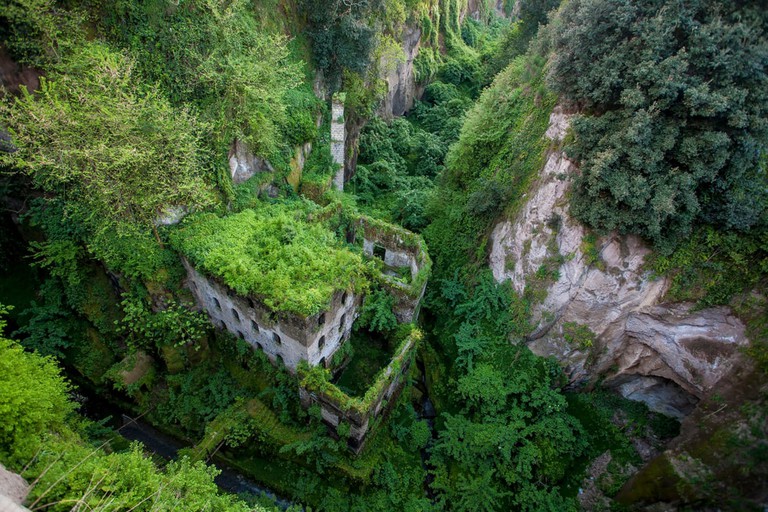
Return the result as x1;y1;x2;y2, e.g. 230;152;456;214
183;258;361;371
299;329;421;453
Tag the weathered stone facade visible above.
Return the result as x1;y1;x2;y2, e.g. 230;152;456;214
331;95;346;191
299;330;420;453
183;259;361;372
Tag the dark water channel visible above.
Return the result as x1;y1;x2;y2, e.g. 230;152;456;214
413;358;438;498
77;392;295;510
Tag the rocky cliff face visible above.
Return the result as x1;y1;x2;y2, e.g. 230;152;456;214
489;107;749;418
377;24;423;120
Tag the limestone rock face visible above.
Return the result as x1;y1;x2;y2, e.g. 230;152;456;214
0;464;29;511
228;139;273;184
377;24;423;119
489;106;749;418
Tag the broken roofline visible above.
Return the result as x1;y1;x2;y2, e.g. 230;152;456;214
310;202;433;296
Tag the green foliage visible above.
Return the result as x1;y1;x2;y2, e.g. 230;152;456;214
425;55;554;281
156;362;244;437
650;225;768;307
359;288;399;334
548;0;768;252
170;205;370;316
561;321;595;349
0;0;84;67
102;0;306;161
194;2;303;158
414;46;440;83
300;0;377;90
2;42;216;231
281;87;323;147
426;271;585;511
117;296;208;350
22;440;264;511
0;315;74;462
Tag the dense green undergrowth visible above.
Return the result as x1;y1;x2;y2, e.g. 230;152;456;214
3;0;767;510
0;311;271;512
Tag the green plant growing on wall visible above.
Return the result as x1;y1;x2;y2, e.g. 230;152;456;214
562;321;595;349
117;296;208;350
358;288;398;334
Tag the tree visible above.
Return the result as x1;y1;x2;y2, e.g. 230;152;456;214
548;0;768;252
1;42;216;240
300;0;377;89
195;0;302;158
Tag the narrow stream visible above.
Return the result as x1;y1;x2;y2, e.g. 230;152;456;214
77;392;295;510
413;357;438;498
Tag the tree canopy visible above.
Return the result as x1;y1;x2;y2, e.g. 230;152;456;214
1;42;216;235
548;0;768;252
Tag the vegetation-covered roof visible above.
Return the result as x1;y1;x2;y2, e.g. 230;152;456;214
170;206;369;317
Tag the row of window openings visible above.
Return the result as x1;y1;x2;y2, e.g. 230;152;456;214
220;319;282;345
212;297;347;336
219;316;344;349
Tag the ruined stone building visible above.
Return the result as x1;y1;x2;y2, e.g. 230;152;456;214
184;259;361;371
175;204;430;373
173;203;431;452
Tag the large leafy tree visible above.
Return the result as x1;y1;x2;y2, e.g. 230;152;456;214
1;42;216;234
300;0;378;89
548;0;768;252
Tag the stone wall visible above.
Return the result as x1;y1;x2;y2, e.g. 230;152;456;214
359;219;430;323
299;331;419;453
331;96;346;191
183;259;361;372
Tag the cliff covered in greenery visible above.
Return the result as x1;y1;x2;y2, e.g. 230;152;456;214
1;0;767;510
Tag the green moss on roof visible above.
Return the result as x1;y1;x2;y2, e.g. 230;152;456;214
170;206;369;317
